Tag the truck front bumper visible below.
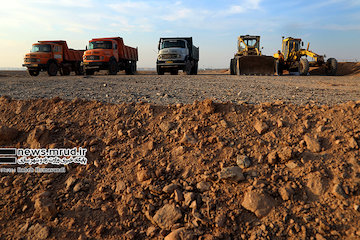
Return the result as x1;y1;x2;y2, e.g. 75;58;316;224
82;61;109;70
22;64;47;70
157;60;186;69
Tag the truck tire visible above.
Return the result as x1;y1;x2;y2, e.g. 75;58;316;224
85;69;95;75
157;66;164;75
325;58;337;76
230;59;235;75
192;62;198;75
299;58;309;76
235;58;241;75
28;69;39;76
170;70;178;75
108;59;118;75
61;67;71;76
75;63;84;75
125;61;136;75
47;62;58;76
185;61;192;75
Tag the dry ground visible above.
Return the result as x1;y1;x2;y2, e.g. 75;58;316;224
0;63;359;240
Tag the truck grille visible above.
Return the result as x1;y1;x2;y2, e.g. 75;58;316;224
86;55;100;60
24;58;38;62
161;54;178;59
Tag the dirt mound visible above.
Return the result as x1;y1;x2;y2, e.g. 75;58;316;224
0;96;359;239
310;62;360;76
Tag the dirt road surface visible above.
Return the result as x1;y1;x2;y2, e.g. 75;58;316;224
0;69;359;105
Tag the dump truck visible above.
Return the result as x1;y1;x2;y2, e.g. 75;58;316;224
82;37;138;75
230;35;275;75
273;37;338;76
23;40;84;76
156;37;199;75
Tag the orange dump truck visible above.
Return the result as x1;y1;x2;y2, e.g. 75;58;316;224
82;37;138;75
23;40;84;76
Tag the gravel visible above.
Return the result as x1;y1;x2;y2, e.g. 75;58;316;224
0;70;359;105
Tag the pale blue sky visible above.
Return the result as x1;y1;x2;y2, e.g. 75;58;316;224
0;0;359;68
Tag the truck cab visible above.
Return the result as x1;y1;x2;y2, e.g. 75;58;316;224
23;42;63;76
82;37;138;75
156;37;199;75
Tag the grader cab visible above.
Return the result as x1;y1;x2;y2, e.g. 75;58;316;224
274;37;337;76
230;35;275;75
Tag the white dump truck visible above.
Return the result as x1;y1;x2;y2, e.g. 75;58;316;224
156;37;199;75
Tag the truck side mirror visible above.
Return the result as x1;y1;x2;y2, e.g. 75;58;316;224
302;42;304;46
158;43;160;50
86;46;88;50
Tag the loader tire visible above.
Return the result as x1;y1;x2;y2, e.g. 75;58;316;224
276;60;283;76
235;58;241;75
230;59;235;75
47;62;58;76
325;58;337;76
28;69;39;76
299;58;309;76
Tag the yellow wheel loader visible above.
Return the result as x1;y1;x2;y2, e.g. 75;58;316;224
230;35;275;75
274;37;337;76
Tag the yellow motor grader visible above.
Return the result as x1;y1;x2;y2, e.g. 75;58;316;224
274;37;337;76
230;35;275;75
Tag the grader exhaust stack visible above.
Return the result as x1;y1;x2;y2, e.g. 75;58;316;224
230;35;275;75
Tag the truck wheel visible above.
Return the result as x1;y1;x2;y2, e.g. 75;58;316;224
28;69;39;76
47;62;58;76
126;61;136;75
299;58;309;76
230;59;235;75
108;59;118;75
185;61;192;75
170;70;178;75
325;58;337;76
235;58;241;75
61;67;71;76
85;69;95;75
75;65;84;75
192;62;198;75
157;66;164;75
131;62;137;74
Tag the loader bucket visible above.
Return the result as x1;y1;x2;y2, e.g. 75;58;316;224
237;55;275;75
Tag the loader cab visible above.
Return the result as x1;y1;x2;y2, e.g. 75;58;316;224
282;37;302;60
238;35;261;56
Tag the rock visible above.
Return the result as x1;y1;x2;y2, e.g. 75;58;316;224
146;226;157;237
254;120;269;134
163;183;180;193
236;155;251;169
196;181;211;192
304;135;321;153
215;214;226;228
174;189;184;202
279;185;294;201
165;227;195;240
180;132;197;144
306;172;328;198
172;146;185;156
219;120;228;128
27;125;50;148
0;125;18;144
315;233;326;240
153;204;182;230
285;160;298;169
218;166;245;182
115;180;126;193
137;169;151;182
184;192;196;206
125;229;135;239
242;188;275;218
159;122;175;133
127;128;138;138
267;151;278;164
349;137;358;149
28;223;50;240
278;147;293;161
277;119;284;128
354;204;360;211
332;183;348;199
65;176;76;191
34;191;57;220
73;181;84;192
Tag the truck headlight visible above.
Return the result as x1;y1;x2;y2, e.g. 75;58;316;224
158;55;163;60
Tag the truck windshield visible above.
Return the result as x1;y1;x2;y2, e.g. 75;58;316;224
31;44;51;52
244;39;258;48
89;41;112;49
161;40;186;49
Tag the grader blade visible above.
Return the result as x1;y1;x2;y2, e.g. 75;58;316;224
238;56;275;75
